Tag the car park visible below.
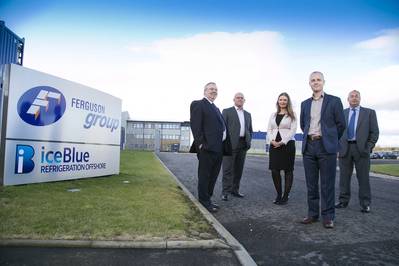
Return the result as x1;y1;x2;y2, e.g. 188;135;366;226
370;152;381;159
381;152;398;159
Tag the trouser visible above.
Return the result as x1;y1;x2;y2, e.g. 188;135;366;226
339;143;371;207
222;139;247;194
303;139;337;221
197;150;223;207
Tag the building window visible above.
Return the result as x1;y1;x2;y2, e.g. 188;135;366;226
145;123;153;129
162;123;180;129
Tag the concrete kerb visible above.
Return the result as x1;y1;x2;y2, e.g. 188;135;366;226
370;172;399;181
340;168;399;181
0;239;229;249
155;153;257;266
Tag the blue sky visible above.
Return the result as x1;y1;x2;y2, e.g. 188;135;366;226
3;0;399;40
1;0;399;146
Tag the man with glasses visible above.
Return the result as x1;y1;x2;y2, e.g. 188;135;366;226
335;90;379;213
190;82;231;213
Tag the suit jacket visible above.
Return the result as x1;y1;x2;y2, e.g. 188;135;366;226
266;112;297;145
339;107;379;157
190;98;232;155
300;93;346;154
222;106;253;151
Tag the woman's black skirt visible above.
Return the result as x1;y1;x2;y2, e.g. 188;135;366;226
269;140;296;171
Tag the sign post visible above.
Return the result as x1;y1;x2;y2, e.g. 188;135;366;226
0;64;121;186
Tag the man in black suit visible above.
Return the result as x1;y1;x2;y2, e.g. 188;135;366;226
190;82;230;213
335;90;379;213
300;71;346;229
221;92;253;201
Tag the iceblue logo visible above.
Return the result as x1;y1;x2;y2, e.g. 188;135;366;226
17;86;66;126
15;145;35;174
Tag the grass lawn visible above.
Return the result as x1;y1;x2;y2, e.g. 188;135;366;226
0;151;215;240
371;164;399;177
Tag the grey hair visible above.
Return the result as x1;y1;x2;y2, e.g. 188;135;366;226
348;90;361;97
234;92;244;98
204;82;217;91
309;71;325;81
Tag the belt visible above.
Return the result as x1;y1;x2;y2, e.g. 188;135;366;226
239;137;246;140
348;140;357;144
307;135;322;141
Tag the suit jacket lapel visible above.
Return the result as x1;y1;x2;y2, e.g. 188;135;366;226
356;107;364;131
204;98;224;127
321;93;330;117
306;98;312;122
232;107;240;124
202;98;211;109
244;110;249;130
344;108;349;124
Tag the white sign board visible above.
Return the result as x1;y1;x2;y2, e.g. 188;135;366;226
1;64;121;185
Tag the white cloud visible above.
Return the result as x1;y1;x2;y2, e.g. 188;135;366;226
372;99;399;111
355;28;399;57
343;65;399;110
123;31;290;131
23;30;399;146
327;66;399;147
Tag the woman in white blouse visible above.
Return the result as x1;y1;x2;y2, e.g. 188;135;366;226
266;92;297;204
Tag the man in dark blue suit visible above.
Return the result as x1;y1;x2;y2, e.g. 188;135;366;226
190;82;230;213
300;71;346;229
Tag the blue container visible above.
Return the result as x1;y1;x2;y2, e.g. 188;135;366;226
0;21;24;65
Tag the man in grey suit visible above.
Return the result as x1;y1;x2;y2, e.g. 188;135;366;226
221;92;253;200
335;90;379;213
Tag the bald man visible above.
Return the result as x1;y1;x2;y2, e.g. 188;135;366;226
300;71;346;229
221;92;253;201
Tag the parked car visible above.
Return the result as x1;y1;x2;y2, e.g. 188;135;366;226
381;152;398;159
370;152;382;159
392;151;399;156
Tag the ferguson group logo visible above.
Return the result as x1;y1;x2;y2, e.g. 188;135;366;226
17;86;66;126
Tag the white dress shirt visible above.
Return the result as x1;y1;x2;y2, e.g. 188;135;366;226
235;106;245;137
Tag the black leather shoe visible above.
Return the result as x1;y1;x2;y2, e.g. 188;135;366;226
279;195;289;205
300;216;319;224
221;194;228;201
231;192;244;198
335;202;348;208
273;195;281;204
323;220;334;229
211;202;219;209
361;206;370;213
206;206;218;213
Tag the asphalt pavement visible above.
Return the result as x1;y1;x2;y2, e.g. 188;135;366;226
157;152;399;266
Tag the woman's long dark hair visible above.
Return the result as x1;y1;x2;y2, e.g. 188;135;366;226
276;92;296;120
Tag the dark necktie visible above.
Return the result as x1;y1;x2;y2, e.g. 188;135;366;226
211;103;226;131
347;108;356;139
